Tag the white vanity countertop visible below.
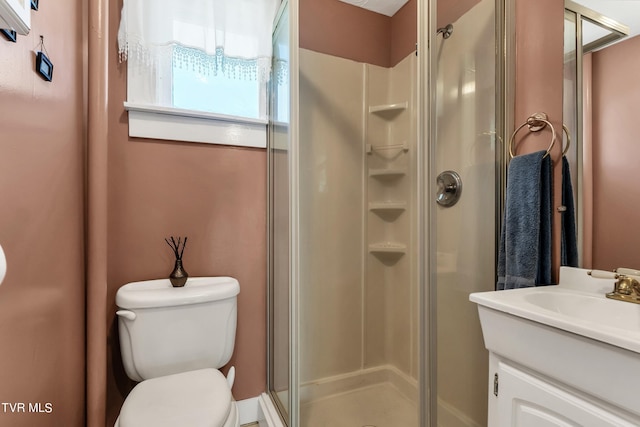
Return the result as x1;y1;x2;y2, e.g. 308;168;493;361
470;267;640;354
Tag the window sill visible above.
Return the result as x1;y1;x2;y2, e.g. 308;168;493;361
124;103;267;148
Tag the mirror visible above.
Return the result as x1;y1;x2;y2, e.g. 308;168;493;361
563;0;640;271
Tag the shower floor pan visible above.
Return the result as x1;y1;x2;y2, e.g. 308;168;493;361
300;382;418;427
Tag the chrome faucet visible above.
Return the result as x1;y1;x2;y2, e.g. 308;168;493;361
588;269;640;304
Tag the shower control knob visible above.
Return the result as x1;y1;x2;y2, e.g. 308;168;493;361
436;170;462;207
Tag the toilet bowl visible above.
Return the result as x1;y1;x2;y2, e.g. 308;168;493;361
114;277;241;427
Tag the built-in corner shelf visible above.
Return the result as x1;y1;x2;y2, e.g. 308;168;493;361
369;168;406;180
369;202;406;221
369;242;406;253
369;242;406;264
369;201;406;211
368;102;408;116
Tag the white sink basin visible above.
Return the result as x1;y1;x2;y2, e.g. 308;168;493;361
523;290;640;332
470;268;640;354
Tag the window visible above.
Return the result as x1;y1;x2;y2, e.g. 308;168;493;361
118;0;280;148
172;46;266;120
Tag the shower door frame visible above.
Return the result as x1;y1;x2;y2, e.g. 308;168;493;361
267;0;510;425
266;0;299;424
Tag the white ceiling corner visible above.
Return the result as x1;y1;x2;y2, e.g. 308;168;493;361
338;0;410;17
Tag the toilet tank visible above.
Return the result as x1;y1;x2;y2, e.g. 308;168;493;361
116;276;239;382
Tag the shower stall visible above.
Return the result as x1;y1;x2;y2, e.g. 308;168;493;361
268;0;502;425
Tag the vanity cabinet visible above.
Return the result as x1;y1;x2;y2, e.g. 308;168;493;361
472;268;640;427
491;355;639;427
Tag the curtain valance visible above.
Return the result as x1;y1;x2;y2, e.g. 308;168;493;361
117;0;279;81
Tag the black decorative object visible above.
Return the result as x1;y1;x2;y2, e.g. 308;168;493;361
35;36;53;82
36;51;53;81
31;0;39;10
165;236;188;287
0;29;17;43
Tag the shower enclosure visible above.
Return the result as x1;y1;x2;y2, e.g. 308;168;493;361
268;0;501;425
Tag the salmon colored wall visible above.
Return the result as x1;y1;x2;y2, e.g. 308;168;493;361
104;1;267;424
300;0;391;66
391;0;418;66
0;1;85;426
300;0;417;68
514;0;564;282
590;36;640;270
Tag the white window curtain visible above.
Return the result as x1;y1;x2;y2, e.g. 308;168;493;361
117;0;280;82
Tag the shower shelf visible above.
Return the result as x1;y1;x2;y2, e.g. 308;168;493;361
369;242;406;252
369;243;406;262
368;102;408;118
369;168;406;179
369;202;406;220
369;202;406;212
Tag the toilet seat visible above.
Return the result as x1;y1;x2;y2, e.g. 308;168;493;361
118;368;236;427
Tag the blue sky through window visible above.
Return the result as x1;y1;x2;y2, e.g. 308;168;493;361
172;52;261;119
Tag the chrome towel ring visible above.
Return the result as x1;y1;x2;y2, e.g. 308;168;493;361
509;112;556;159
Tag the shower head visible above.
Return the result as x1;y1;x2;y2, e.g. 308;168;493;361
437;23;454;39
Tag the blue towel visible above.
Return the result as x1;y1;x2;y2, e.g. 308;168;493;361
497;150;553;290
561;156;579;267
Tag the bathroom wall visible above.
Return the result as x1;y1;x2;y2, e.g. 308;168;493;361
0;1;85;426
514;0;564;280
299;48;366;383
299;0;416;68
589;35;640;270
104;0;267;424
365;53;417;378
298;48;418;388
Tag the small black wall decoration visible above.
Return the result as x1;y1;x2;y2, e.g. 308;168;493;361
31;0;39;10
35;36;53;82
1;29;17;43
36;51;53;81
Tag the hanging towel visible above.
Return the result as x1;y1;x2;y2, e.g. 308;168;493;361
497;150;553;290
561;155;579;267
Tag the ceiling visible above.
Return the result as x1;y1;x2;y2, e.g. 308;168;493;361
338;0;409;17
338;0;640;44
573;0;640;39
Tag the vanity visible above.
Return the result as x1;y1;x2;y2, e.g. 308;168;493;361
470;267;640;426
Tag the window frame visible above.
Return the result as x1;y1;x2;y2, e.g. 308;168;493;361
124;47;268;149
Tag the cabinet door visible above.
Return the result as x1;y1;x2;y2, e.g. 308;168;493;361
497;362;638;427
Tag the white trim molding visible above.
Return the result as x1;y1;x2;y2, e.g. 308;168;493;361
257;393;286;427
124;103;267;148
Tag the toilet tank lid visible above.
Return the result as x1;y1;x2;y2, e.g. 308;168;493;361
116;277;239;309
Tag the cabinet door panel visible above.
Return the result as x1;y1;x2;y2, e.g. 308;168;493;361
498;362;637;427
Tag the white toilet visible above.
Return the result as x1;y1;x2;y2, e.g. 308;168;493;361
114;276;241;427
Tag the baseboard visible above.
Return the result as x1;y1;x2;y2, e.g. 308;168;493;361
257;393;286;427
237;396;261;425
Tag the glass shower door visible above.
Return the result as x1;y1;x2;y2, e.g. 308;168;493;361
434;0;498;425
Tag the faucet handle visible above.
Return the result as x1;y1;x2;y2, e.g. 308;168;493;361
587;270;618;280
589;270;639;296
616;268;640;282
